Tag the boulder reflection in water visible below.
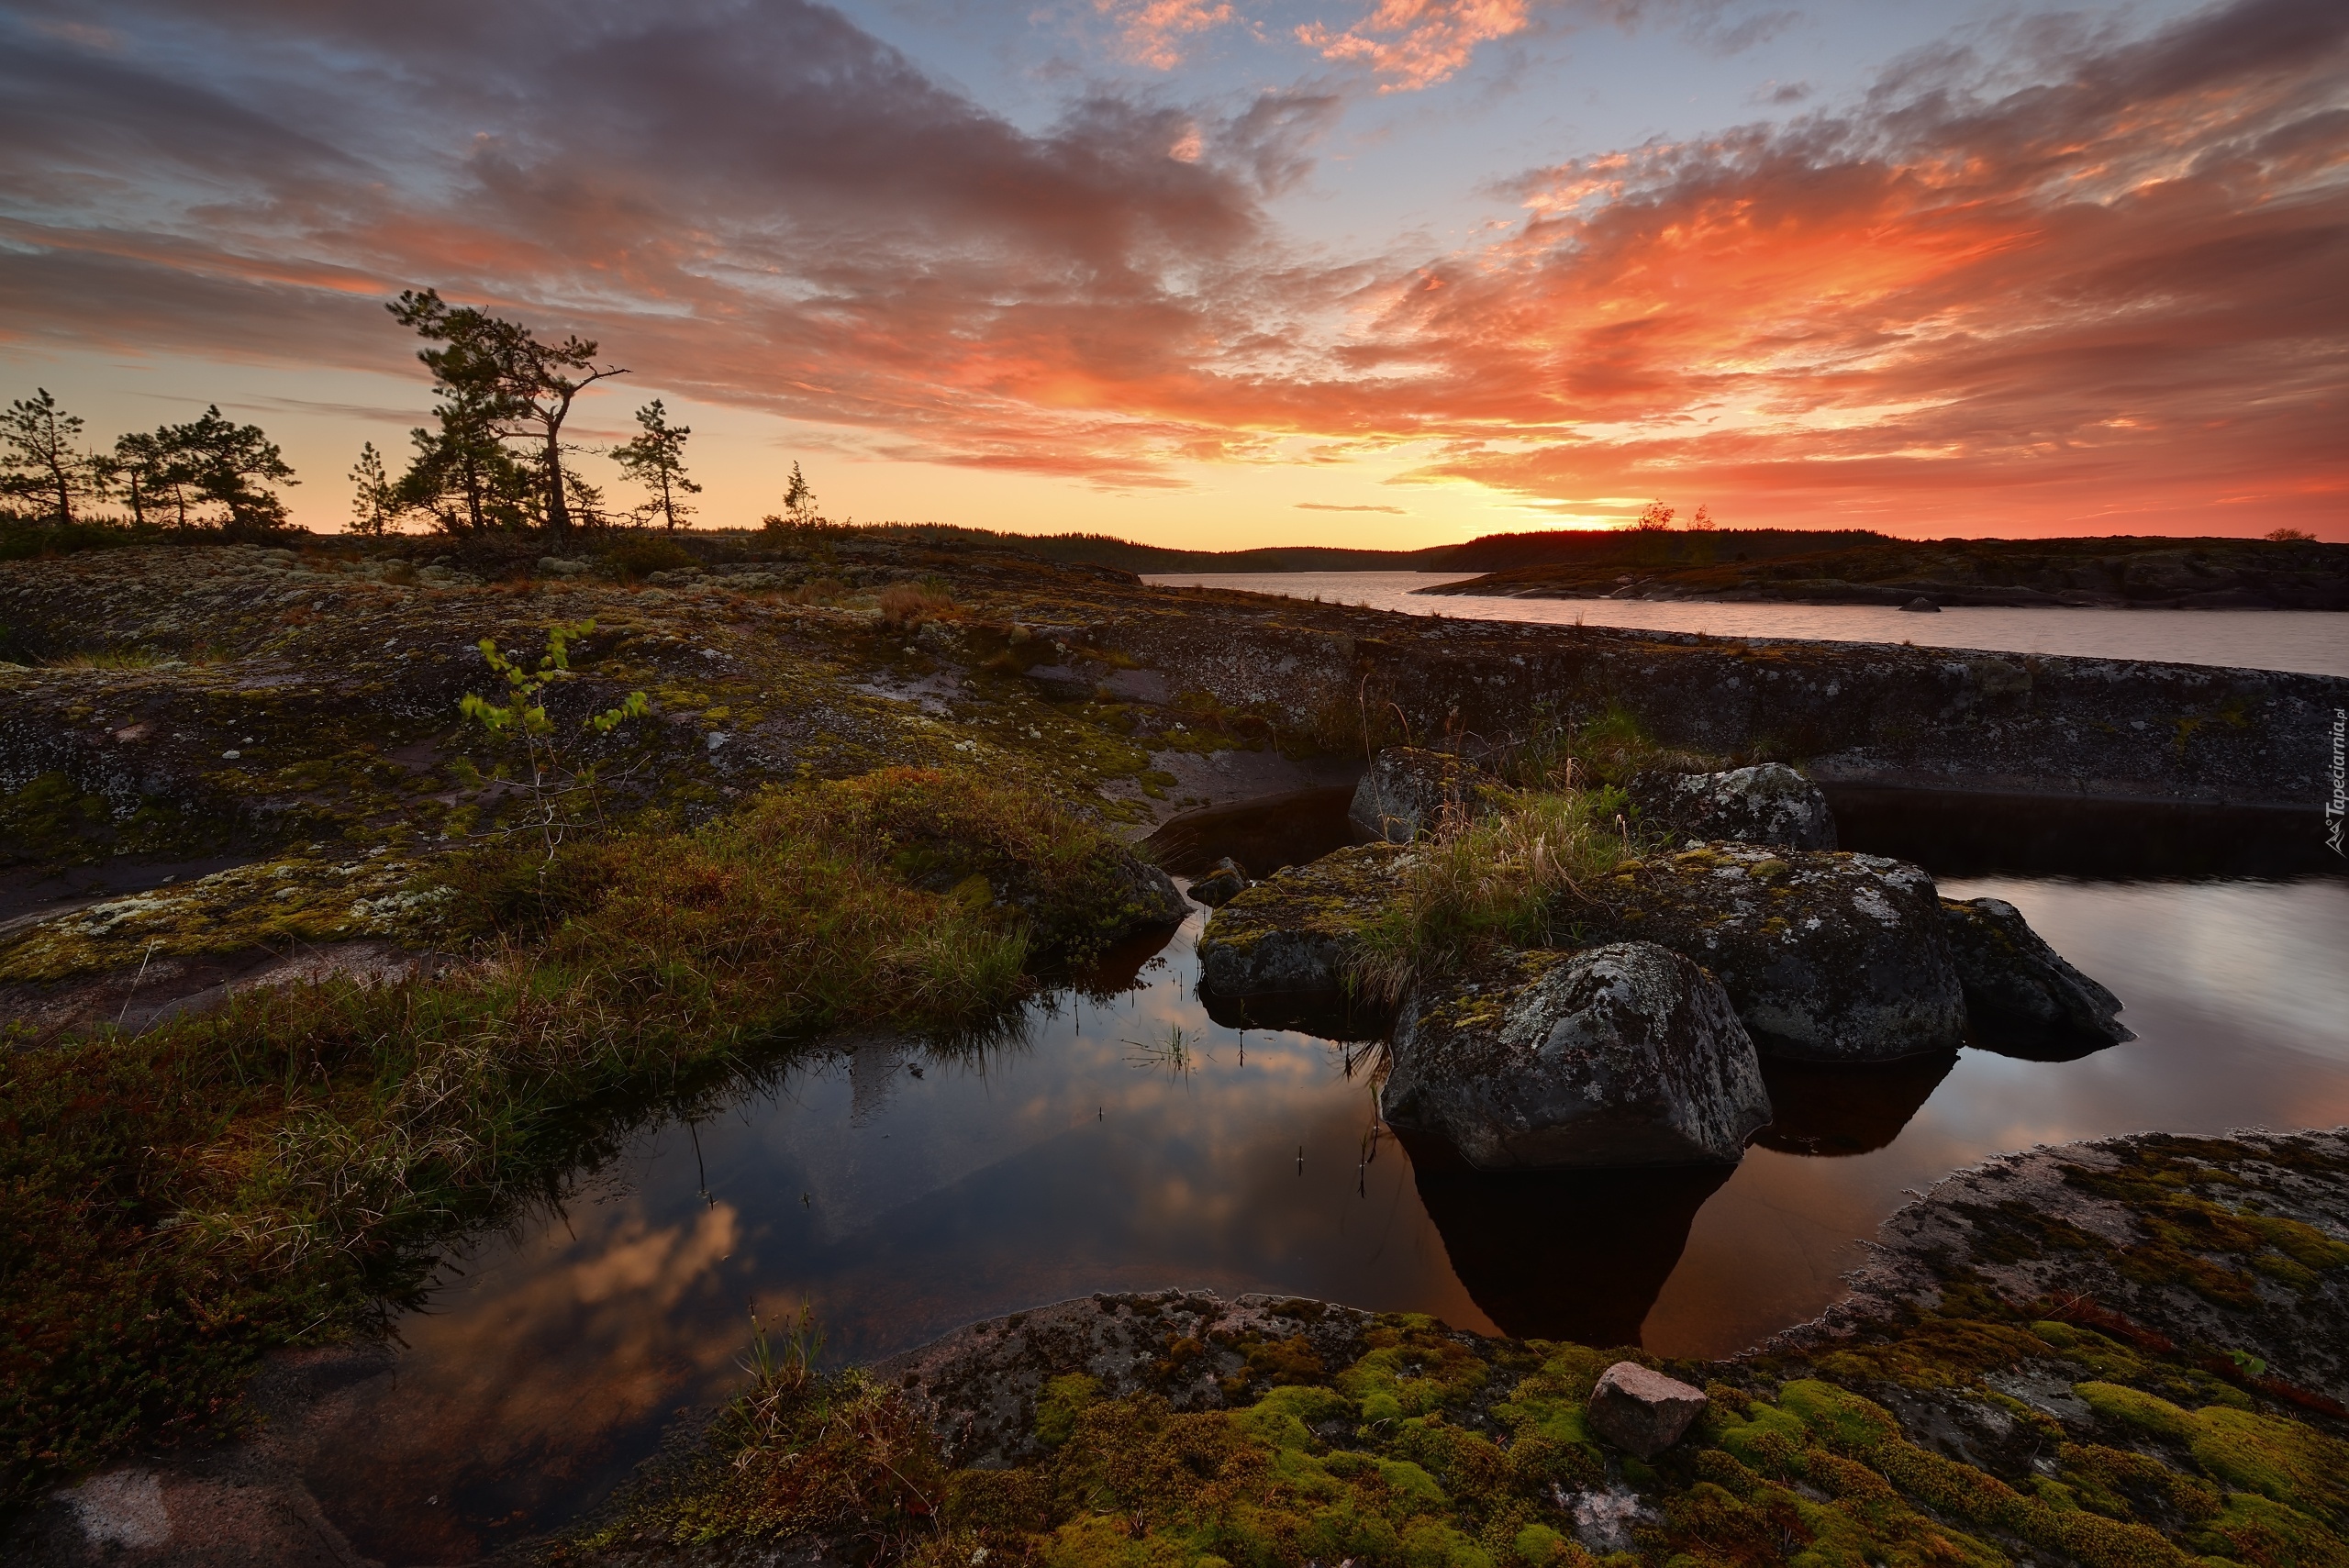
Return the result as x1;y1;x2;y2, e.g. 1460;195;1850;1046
1399;1132;1731;1344
1753;1052;1958;1158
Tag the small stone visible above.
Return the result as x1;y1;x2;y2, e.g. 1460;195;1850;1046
1188;857;1249;907
1900;595;1942;612
1586;1362;1707;1458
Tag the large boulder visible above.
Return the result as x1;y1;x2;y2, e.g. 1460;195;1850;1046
1348;747;1495;842
1381;942;1771;1170
1942;895;2132;1053
1598;843;1965;1062
1630;763;1837;851
1194;842;1406;1029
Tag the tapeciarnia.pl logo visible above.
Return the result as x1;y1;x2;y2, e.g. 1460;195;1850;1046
2328;706;2345;857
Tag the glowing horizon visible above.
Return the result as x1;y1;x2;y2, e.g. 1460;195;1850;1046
1;0;2343;548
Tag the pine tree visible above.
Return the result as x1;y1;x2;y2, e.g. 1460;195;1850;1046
349;441;398;535
387;289;626;543
1;389;95;524
612;399;701;529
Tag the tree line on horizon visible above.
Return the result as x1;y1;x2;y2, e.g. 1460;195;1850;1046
1;289;827;544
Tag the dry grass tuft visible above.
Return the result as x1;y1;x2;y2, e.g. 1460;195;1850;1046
878;577;957;627
1350;779;1627;1006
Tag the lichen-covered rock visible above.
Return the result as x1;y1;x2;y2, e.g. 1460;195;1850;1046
1195;841;1405;1014
1598;842;1964;1062
1382;942;1770;1169
1585;1362;1708;1458
1630;762;1836;850
1347;746;1494;842
1942;895;2132;1051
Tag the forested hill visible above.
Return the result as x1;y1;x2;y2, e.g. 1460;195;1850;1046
832;524;2341;609
825;521;1893;574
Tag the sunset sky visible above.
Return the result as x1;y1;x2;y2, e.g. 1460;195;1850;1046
1;0;2342;547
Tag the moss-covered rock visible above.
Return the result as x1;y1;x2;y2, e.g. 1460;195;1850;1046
1596;841;1964;1062
1194;841;1407;1028
1382;941;1770;1169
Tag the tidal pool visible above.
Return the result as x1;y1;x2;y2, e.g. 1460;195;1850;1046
310;795;2349;1563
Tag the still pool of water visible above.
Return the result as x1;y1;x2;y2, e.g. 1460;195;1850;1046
308;795;2349;1563
1139;572;2349;678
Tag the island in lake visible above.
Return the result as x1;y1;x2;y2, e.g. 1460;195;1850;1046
1416;533;2349;610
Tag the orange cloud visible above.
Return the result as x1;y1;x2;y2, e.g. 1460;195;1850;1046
1297;0;1533;91
1101;0;1239;69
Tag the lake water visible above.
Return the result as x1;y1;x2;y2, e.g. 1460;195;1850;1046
1141;572;2349;678
309;793;2349;1564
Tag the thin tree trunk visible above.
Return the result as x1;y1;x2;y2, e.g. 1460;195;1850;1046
542;388;577;544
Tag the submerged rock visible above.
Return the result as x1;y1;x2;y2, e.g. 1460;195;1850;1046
1599;842;1965;1062
1586;1362;1709;1458
1186;856;1249;907
1630;762;1837;851
1347;746;1494;842
1194;841;1405;1027
1384;942;1770;1169
1942;895;2132;1053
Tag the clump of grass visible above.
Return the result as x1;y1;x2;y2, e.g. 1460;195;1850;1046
46;645;175;671
0;766;1159;1509
1501;704;1720;791
878;576;956;627
1350;779;1628;1006
1341;706;1716;1001
559;1331;942;1560
789;575;852;606
1125;1022;1208;1080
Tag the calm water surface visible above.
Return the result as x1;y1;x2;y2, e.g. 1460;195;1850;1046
314;802;2349;1563
1141;572;2349;677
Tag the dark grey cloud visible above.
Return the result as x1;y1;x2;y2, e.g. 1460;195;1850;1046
0;0;1342;479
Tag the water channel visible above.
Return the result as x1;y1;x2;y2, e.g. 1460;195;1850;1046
1139;572;2349;678
311;785;2349;1564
